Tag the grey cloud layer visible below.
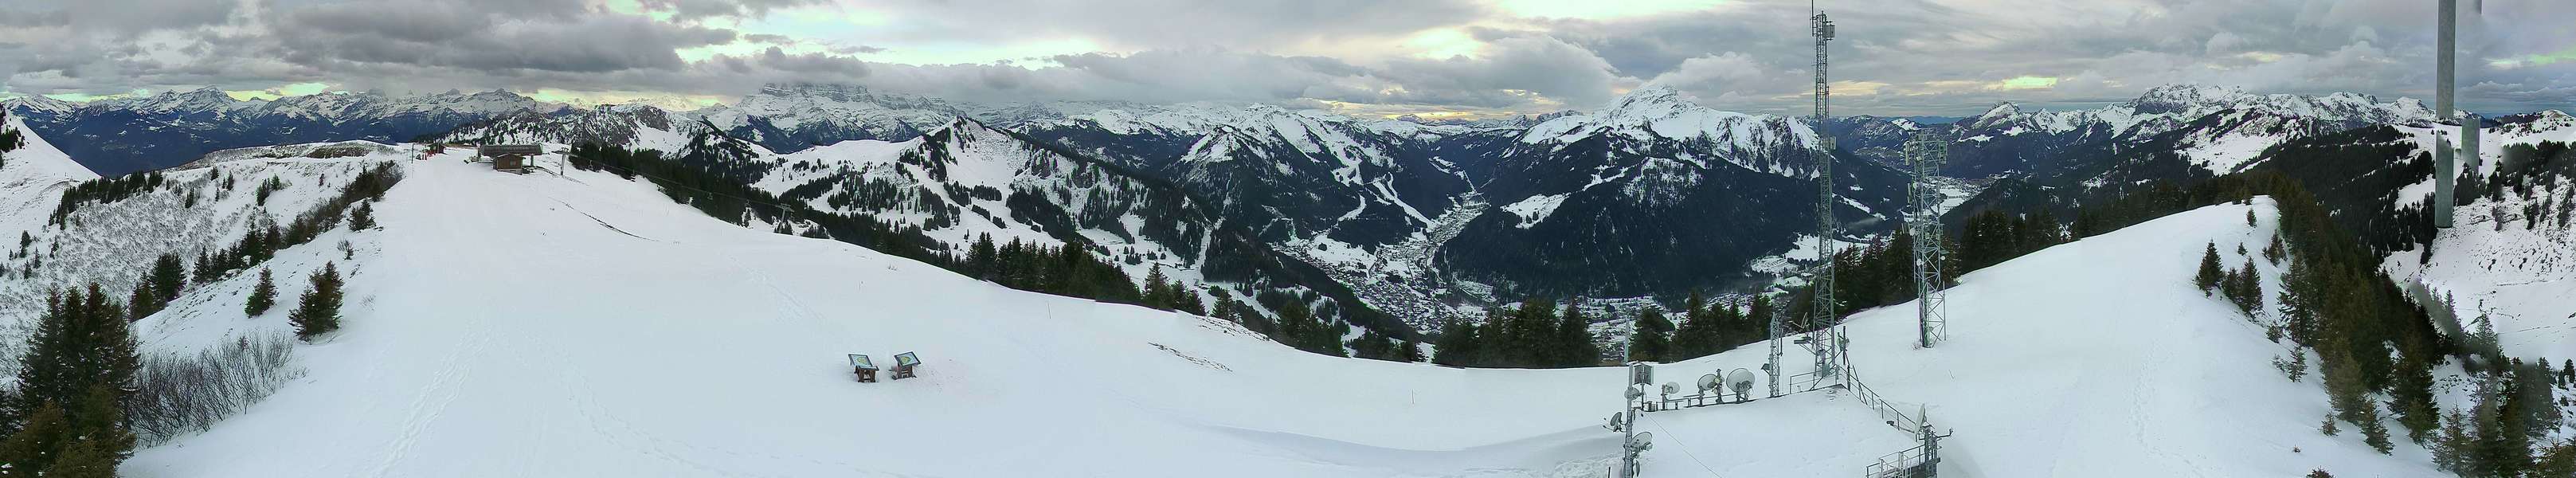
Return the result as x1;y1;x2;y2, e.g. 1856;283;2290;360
0;0;2566;116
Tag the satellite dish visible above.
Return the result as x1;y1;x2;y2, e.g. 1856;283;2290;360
1697;374;1721;393
1661;382;1680;395
1727;368;1757;395
1626;385;1646;400
1629;431;1654;450
1606;413;1627;432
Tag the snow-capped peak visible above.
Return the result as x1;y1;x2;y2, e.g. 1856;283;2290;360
1524;84;1809;150
2;115;100;182
1602;85;1694;115
2;95;77;116
117;87;246;116
2127;84;2251;114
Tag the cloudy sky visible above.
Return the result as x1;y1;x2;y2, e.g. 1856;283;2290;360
0;0;2569;118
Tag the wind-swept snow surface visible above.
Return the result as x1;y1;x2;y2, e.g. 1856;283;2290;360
121;158;1643;477
1653;198;2440;477
119;158;2436;476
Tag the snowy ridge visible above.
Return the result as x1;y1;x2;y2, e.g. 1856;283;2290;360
1521;85;1822;178
437;105;710;153
755;119;1247;311
1966;84;2431;140
0;137;395;374
2;115;100;185
33;174;2442;476
5;87;566;174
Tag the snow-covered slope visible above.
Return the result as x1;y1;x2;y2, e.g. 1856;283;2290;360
119;156;1642;477
0;135;393;374
2384;110;2576;360
28;147;2436;476
1940;84;2434;178
1665;198;2440;476
0;114;100;187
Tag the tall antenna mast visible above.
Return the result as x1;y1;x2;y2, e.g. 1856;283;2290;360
1907;131;1951;347
1804;0;1848;385
2433;0;2458;228
1771;0;1849;396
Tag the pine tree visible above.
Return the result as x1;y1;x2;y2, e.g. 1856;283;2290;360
1173;286;1208;316
3;284;139;476
1432;318;1481;366
2534;439;2576;478
291;262;346;340
2227;258;2261;312
2323;346;2372;428
2436;409;2474;472
1557;300;1600;367
45;437;117;478
63;384;131;462
1670;292;1714;359
2320;414;2339;436
1141;266;1171;310
349;200;376;229
14;285;135;420
245;268;277;315
0;402;69;473
2195;241;2224;293
2362;412;2393;454
2390;355;2441;444
1397;339;1424;363
1349;328;1398;361
1628;308;1674;362
127;281;161;321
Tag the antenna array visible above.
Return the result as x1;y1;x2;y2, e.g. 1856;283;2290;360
1906;132;1951;348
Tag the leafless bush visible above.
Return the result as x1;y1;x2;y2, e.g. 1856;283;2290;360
130;335;303;444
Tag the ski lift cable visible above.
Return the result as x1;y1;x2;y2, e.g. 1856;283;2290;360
566;154;833;229
1643;421;1728;478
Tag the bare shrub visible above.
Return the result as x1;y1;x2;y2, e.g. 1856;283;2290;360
129;335;303;444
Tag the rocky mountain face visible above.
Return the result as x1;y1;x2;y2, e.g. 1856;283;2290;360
4;88;561;175
1443;86;1909;300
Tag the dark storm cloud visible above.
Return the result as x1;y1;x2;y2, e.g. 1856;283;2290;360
850;0;1490;50
277;9;736;73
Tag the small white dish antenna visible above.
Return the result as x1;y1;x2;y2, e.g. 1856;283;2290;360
1661;382;1679;395
1697;373;1721;393
1727;368;1757;396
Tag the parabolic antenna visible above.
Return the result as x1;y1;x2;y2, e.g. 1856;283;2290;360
1629;431;1654;450
1661;382;1680;395
1727;368;1757;395
1626;384;1646;400
1697;373;1721;392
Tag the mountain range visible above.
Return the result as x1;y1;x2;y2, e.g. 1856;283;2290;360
0;83;2485;331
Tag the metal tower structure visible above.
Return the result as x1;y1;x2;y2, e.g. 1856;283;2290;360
1905;132;1951;348
1766;294;1785;397
1771;0;1848;398
1803;2;1849;385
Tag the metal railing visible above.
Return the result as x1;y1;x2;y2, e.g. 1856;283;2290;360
1849;379;1923;433
1864;445;1935;478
